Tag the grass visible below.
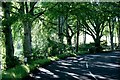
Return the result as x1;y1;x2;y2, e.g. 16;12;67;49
2;59;51;80
76;51;89;55
0;71;2;80
2;52;85;80
2;65;30;80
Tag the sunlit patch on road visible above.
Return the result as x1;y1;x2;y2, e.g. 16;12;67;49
25;51;120;80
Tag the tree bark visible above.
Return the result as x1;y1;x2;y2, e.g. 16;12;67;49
93;23;101;53
94;37;101;52
23;21;32;60
76;19;79;52
65;17;72;47
83;28;86;44
117;18;120;49
58;15;64;54
67;37;72;46
20;2;33;61
108;18;114;51
2;2;14;69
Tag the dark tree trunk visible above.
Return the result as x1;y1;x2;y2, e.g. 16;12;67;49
109;18;114;51
106;36;108;45
59;16;64;43
117;18;120;49
76;19;79;52
111;19;115;50
21;2;33;61
83;28;86;44
2;2;14;69
65;17;72;47
94;22;101;52
67;37;72;46
65;16;74;51
58;15;64;54
23;21;32;61
66;17;70;46
94;37;101;52
94;23;101;53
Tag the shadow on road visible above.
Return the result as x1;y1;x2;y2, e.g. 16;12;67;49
23;51;120;80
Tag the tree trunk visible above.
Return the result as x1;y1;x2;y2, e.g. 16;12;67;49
94;37;101;52
66;17;70;46
117;18;120;50
23;21;32;61
83;28;86;44
67;37;72;46
2;2;14;69
22;2;33;61
58;15;64;54
76;19;79;52
106;36;107;45
109;18;114;51
93;24;101;53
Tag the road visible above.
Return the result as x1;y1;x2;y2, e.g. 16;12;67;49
23;51;120;80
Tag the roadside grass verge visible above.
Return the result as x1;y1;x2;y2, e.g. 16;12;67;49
2;52;85;80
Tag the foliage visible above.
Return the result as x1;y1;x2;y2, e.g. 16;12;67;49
5;56;23;69
79;43;95;51
2;52;78;80
2;65;30;80
2;59;51;80
47;39;61;56
1;2;120;77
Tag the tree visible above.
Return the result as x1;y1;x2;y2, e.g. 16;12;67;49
103;2;120;51
2;2;14;69
23;2;33;60
108;17;115;51
18;2;49;61
76;16;80;52
79;3;108;52
117;17;120;50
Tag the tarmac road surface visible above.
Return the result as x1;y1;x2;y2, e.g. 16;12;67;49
23;51;120;80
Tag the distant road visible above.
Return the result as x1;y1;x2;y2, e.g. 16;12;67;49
23;51;120;80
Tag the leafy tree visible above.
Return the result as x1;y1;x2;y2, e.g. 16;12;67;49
2;2;15;69
78;3;109;52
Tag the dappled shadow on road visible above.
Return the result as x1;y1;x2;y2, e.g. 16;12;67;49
23;51;120;80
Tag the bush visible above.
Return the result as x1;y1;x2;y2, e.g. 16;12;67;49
47;40;65;56
6;56;22;69
79;43;95;51
2;52;76;80
88;46;96;53
2;65;30;80
2;58;51;80
2;51;86;80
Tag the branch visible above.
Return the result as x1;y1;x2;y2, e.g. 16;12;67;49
100;20;106;37
68;24;74;36
29;2;37;14
65;26;71;38
25;2;28;13
38;17;57;25
88;16;96;28
33;3;58;20
80;14;96;36
88;17;96;34
80;21;95;40
79;27;92;37
83;20;95;37
11;6;19;10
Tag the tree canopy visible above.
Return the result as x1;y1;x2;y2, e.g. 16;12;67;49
0;2;120;76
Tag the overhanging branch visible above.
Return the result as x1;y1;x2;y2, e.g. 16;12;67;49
33;3;58;20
